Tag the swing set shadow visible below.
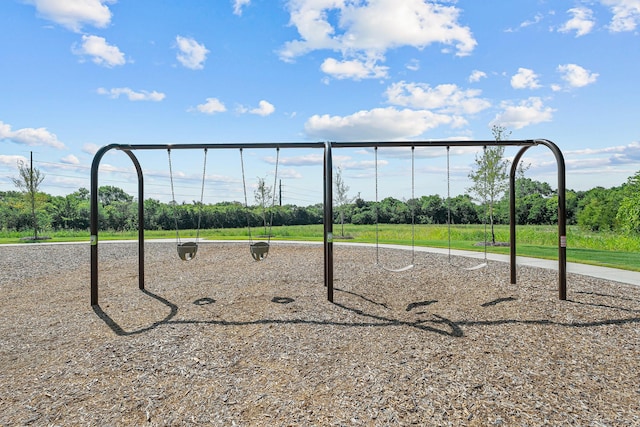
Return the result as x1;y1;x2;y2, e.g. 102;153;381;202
91;287;640;339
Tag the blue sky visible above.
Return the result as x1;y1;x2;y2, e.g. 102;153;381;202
1;0;639;206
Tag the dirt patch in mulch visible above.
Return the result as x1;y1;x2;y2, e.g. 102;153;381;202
1;241;639;426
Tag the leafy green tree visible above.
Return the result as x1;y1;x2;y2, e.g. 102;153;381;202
98;185;133;206
416;195;447;224
447;195;480;224
577;186;623;231
467;125;510;243
616;171;640;233
12;159;46;238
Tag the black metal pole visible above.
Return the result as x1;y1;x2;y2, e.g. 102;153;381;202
324;141;334;302
90;144;121;305
536;139;567;300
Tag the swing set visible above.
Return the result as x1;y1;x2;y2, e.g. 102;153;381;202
90;139;568;306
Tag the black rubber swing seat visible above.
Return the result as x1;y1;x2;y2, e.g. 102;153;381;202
177;242;198;261
250;242;269;261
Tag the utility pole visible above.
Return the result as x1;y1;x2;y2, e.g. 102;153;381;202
30;151;38;239
279;179;282;206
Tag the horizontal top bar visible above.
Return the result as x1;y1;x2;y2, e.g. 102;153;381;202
117;142;326;150
330;140;538;148
108;139;539;152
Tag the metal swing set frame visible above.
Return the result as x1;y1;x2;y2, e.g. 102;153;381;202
90;139;567;307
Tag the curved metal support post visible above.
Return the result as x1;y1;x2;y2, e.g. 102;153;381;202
90;145;145;306
509;139;567;300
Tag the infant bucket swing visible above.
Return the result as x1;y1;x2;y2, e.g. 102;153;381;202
167;147;207;261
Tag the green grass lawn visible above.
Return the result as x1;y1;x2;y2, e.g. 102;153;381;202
3;224;640;272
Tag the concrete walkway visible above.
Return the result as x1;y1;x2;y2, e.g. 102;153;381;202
363;242;640;287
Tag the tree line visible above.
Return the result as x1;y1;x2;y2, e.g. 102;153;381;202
2;173;640;235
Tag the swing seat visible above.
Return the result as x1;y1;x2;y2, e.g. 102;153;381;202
177;242;198;261
377;263;414;273
464;262;487;271
250;242;269;261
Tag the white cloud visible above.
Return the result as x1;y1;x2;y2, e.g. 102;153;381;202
27;0;114;32
601;0;640;32
61;154;80;165
304;107;460;141
468;70;487;83
406;59;420;71
492;97;555;129
250;100;275;116
276;153;324;166
0;154;29;167
520;13;544;28
320;57;389;80
82;143;100;155
557;63;599;88
510;68;541;89
193;98;227;114
385;81;491;115
175;36;209;70
237;100;276;116
279;0;476;80
0;120;65;149
73;34;125;67
97;87;166;101
233;0;251;16
559;7;596;36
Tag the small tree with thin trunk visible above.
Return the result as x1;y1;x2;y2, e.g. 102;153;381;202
333;167;354;237
467;125;511;244
12;159;45;239
254;177;272;235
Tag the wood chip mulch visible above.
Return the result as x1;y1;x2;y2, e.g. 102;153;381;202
1;241;639;426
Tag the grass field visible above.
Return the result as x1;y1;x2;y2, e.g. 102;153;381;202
2;224;639;272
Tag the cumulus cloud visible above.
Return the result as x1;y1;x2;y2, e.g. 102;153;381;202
0;120;66;149
559;7;596;36
492;97;555;129
233;0;251;16
511;68;541;89
321;57;389;80
601;0;640;32
468;70;487;83
250;100;275;116
304;107;461;141
97;87;166;101
237;100;276;116
385;81;491;115
175;36;209;70
73;34;125;67
27;0;114;32
192;98;227;114
557;63;599;88
279;0;476;80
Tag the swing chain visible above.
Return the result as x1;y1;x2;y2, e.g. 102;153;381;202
267;147;280;244
167;148;181;244
196;148;208;241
